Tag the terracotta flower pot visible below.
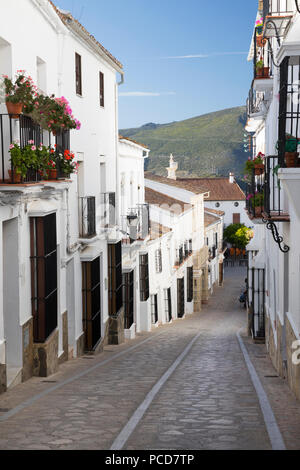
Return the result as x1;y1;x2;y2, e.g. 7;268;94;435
50;169;57;179
285;152;299;167
256;67;269;79
6;101;23;118
8;169;22;183
256;35;266;48
254;163;265;175
254;206;263;217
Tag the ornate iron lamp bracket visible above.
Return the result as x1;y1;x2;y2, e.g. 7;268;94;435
262;218;290;253
295;0;300;13
264;19;281;48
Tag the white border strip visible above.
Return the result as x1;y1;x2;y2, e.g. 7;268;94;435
236;331;286;450
110;331;201;450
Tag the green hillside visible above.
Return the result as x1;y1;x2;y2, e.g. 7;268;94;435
120;106;247;178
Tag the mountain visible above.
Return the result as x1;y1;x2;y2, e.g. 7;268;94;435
120;106;247;178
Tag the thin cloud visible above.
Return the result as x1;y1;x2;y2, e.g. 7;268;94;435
119;91;176;97
163;52;248;59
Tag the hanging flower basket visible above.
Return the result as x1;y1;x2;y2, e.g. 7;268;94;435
254;163;265;175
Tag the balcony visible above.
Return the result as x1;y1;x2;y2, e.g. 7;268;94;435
252;27;273;88
262;0;294;39
245;168;265;221
100;192;116;229
121;203;150;244
263;155;290;221
79;196;96;238
0;113;70;185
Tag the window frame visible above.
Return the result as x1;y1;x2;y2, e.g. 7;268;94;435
75;52;82;96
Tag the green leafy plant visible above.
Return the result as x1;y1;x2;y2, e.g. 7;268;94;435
9;140;38;178
249;191;264;207
256;60;264;71
224;223;253;249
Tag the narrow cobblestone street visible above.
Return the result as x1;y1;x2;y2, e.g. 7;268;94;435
0;267;300;450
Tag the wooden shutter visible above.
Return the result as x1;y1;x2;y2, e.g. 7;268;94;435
100;71;104;107
75;53;82;95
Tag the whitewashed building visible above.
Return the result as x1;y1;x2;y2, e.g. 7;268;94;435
146;169;250;228
245;0;300;399
0;0;124;393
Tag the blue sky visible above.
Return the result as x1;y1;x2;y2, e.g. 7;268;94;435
56;0;257;128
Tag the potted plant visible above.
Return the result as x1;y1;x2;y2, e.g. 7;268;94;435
244;158;255;177
36;143;51;179
8;140;38;182
276;134;300;167
28;94;81;135
56;149;78;178
1;70;37;117
46;157;58;180
248;191;264;217
256;60;269;79
256;18;264;35
253;152;265;175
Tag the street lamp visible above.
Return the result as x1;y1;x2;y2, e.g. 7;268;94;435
127;211;139;242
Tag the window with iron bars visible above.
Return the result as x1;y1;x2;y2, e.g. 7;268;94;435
82;257;101;351
187;267;193;303
164;288;172;322
177;277;185;318
155;248;162;273
123;271;134;330
30;213;58;343
140;254;149;301
151;294;158;324
108;242;123;317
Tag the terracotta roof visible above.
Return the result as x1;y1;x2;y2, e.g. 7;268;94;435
145;187;192;215
145;172;205;194
204;207;225;216
145;173;245;201
119;135;149;150
48;1;123;69
149;221;171;240
204;212;221;228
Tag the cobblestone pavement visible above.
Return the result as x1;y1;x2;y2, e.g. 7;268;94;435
0;267;299;450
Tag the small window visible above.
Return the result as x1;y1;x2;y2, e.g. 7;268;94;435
99;71;104;107
215;202;220;208
187;267;193;303
75;53;82;95
234;202;239;207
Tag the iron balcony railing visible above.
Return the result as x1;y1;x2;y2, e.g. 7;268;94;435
100;192;116;228
247;87;267;119
263;155;289;220
79;196;96;238
245;168;265;219
0;113;70;184
262;0;295;21
175;245;184;266
253;27;272;80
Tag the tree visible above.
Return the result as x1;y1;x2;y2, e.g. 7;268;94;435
224;223;253;249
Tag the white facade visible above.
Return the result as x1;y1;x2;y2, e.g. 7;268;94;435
0;0;124;391
245;1;300;399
